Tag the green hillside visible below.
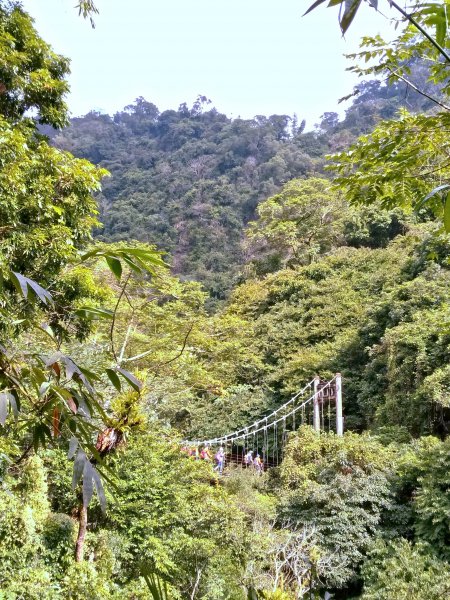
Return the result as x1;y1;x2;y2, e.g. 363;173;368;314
0;1;449;599
49;74;433;301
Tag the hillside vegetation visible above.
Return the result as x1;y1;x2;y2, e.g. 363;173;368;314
0;1;449;599
49;73;432;301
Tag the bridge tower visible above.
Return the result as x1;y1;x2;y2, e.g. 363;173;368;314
313;373;343;436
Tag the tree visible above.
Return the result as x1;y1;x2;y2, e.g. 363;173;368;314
305;0;450;227
107;430;248;599
360;539;450;600
0;2;71;127
275;427;397;592
328;110;450;223
245;178;347;270
0;2;166;547
413;436;450;559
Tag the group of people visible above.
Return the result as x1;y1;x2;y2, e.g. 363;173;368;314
181;445;264;475
243;450;264;473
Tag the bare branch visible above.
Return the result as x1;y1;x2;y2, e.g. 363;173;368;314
109;272;132;362
387;67;450;112
118;323;134;366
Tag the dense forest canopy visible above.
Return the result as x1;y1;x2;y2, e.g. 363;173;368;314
0;0;449;598
48;69;436;301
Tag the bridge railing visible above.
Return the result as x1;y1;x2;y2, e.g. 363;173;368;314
184;374;343;468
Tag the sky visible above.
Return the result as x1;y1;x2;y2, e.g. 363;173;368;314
23;0;396;128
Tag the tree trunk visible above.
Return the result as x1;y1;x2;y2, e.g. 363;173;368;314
75;504;87;562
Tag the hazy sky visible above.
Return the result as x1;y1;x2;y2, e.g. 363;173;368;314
23;0;396;127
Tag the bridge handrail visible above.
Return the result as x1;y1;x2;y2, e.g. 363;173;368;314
187;377;336;447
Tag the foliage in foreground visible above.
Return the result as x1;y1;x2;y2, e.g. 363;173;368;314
1;1;450;598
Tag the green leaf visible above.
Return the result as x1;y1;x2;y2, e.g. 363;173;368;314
121;255;145;275
80;248;102;261
105;368;121;391
75;306;114;320
32;366;47;386
105;255;122;280
340;0;362;35
36;324;55;341
435;16;446;46
10;271;53;305
303;0;329;16
82;460;94;508
72;449;86;490
67;418;77;435
92;466;107;513
78;365;101;382
117;247;166;266
68;437;78;459
444;192;450;233
117;368;142;392
33;424;50;452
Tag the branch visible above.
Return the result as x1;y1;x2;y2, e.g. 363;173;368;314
190;567;203;600
387;66;450;112
390;0;450;64
118;322;134;366
122;323;195;369
13;442;33;465
405;157;450;178
109;272;132;362
158;323;194;367
121;346;155;364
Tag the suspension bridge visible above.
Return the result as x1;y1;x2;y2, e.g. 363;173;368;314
184;374;343;468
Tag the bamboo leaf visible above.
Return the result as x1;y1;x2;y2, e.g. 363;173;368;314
33;424;50;452
68;437;78;459
418;183;450;210
67;396;78;414
0;393;8;426
444;192;450;232
27;277;54;305
72;449;86;490
8;393;18;418
10;272;53;305
340;0;362;34
303;0;329;16
105;368;121;391
92;466;107;513
82;460;94;508
117;247;166;266
9;270;29;299
117;368;142;391
121;255;144;274
52;407;61;437
39;382;51;397
105;255;122;280
75;306;114;320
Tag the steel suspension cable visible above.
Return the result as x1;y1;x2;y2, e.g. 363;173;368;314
185;378;336;448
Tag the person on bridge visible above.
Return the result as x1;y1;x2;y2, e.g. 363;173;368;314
200;445;212;461
189;446;199;459
214;446;225;474
254;453;263;474
244;450;253;467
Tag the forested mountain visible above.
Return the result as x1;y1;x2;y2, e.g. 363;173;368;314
2;1;450;599
49;74;433;301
